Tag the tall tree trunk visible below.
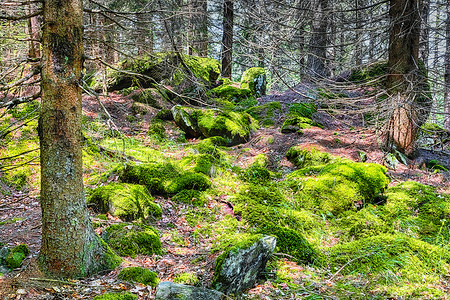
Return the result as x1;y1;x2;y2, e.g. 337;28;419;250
221;0;233;78
39;0;120;278
307;0;329;78
384;0;423;157
419;0;430;64
354;0;363;65
444;1;450;130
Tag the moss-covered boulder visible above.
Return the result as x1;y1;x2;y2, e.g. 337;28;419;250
87;183;162;221
5;244;29;269
286;146;335;169
104;223;162;258
180;154;215;176
173;272;200;285
118;267;159;286
93;292;137;300
281;116;322;134
196;136;227;159
171;105;258;145
212;235;276;295
328;233;450;276
240;67;267;97
109;53;220;92
211;79;252;103
246;102;282;127
130;88;162;108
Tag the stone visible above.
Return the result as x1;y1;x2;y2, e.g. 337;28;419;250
0;247;9;265
171;105;201;138
384;153;399;170
155;282;225;300
241;67;267;98
212;235;276;295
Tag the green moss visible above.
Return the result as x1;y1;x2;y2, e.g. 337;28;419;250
172;190;207;206
99;238;123;270
317;88;347;100
118;267;158;286
105;223;162;258
165;172;211;194
348;61;388;84
240;67;267;97
154;109;173;121
246;102;281;127
426;159;448;172
180;154;215;176
281;116;323;133
118;86;138;96
93;292;137;300
147;121;166;140
211;82;252;103
173;272;200;285
131;89;160;108
181;54;221;84
5;244;29;269
328;233;450;276
241;165;272;184
286;146;334;169
197;137;227;159
87;183;162;221
288;103;317;119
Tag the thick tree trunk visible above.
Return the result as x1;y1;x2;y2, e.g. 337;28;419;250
221;0;233;78
384;0;422;157
39;0;120;278
307;0;329;78
444;1;450;130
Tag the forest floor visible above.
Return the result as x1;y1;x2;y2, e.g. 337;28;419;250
1;87;450;300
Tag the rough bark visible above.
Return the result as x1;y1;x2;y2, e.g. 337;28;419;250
384;0;423;157
221;0;233;78
39;0;120;278
445;1;450;130
307;0;329;78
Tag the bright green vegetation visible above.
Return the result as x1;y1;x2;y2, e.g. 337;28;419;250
104;223;162;258
240;67;266;97
130;88;161;108
87;183;162;221
286;146;335;168
5;244;29;269
288;102;317;118
281;103;322;133
348;61;388;84
92;292;137;300
173;272;200;285
211;79;252;103
118;267;159;286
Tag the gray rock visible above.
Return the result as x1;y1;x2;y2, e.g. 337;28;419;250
385;153;399;170
171;105;201;138
155;281;225;300
213;235;276;295
0;247;9;265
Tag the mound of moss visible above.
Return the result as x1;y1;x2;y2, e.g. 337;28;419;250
118;267;159;286
281;116;322;134
383;181;450;243
172;106;258;145
241;165;272;184
287;161;389;216
87;183;162;221
288;102;317;119
5;244;29;269
93;292;137;300
173;272;200;285
179;154;215;176
104;223;162;258
240;67;267;97
348;61;388;84
196;137;227;159
328;233;450;276
130;88;161;108
172;190;207;207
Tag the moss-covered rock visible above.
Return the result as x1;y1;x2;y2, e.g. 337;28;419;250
286;146;335;169
196;137;227;159
246;102;281;127
93;292;137;300
118;267;159;286
130;88;161;108
328;233;450;276
180;154;215;176
173;272;200;286
241;165;272;184
348;61;388;84
288;102;317;119
5;244;29;269
172;106;258;145
281;116;322;134
154;109;173;121
172;190;207;207
104;223;162;258
212;235;276;295
87;183;162;221
148;121;166;140
165;172;211;194
240;67;267;97
211;79;252;103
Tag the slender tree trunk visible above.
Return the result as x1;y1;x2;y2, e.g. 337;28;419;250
354;0;363;65
444;1;450;130
221;0;233;78
419;0;430;64
39;0;120;278
384;0;423;157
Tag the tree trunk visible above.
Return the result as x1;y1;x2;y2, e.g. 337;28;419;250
307;0;329;78
39;0;120;278
444;1;450;130
384;0;423;157
221;0;233;78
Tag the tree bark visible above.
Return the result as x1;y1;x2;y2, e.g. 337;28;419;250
221;0;233;78
39;0;120;278
444;1;450;130
384;0;423;157
307;0;329;78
